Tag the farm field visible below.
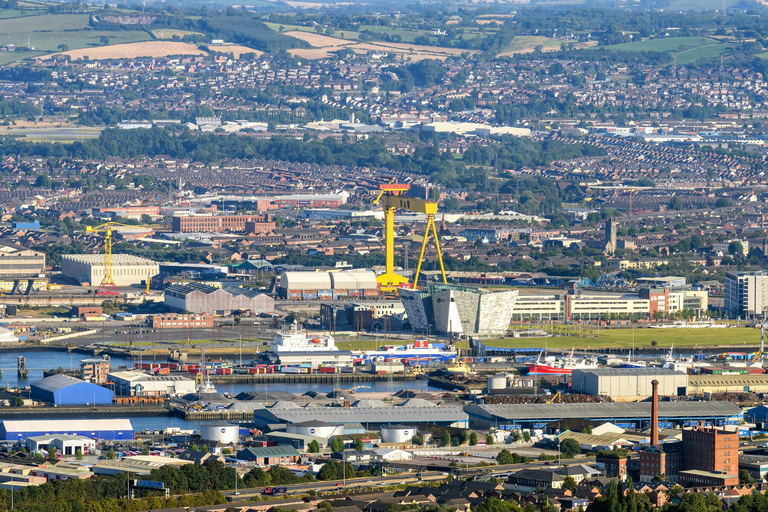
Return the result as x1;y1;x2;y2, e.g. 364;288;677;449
52;41;206;61
0;51;45;65
479;325;762;350
498;35;588;56
151;28;204;39
288;38;477;61
602;36;716;52
209;44;263;58
673;42;735;64
266;22;362;40
0;13;151;55
283;30;354;48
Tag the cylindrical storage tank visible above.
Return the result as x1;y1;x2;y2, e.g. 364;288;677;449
201;423;240;444
286;421;340;438
488;374;508;390
381;425;415;444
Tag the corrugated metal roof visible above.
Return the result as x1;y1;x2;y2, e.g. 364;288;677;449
238;446;301;457
30;374;90;392
690;375;768;386
1;419;133;432
260;406;467;424
573;368;686;377
280;272;332;290
466;401;742;421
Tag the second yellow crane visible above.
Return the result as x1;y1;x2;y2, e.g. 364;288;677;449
373;183;447;293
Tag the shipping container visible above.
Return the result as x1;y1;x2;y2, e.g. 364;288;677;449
302;290;318;300
287;291;302;300
363;289;379;296
281;366;301;374
333;289;348;299
317;289;333;300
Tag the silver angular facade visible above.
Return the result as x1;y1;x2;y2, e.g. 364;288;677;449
399;284;518;335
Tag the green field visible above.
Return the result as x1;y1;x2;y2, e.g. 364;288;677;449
265;22;361;40
0;13;151;55
481;326;763;350
603;36;716;53
358;25;431;43
499;35;571;55
673;42;735;65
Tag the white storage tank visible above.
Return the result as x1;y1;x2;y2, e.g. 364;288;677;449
487;374;508;391
201;423;240;444
286;420;342;438
381;425;415;444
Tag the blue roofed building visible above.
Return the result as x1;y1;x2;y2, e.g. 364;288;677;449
13;221;41;231
31;374;113;405
0;419;133;441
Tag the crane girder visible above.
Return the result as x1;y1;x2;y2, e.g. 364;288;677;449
379;194;438;215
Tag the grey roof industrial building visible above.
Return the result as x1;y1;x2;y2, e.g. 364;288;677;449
164;282;274;315
254;405;468;429
464;401;742;428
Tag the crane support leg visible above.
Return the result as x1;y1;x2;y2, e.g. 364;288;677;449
430;214;447;285
413;217;432;289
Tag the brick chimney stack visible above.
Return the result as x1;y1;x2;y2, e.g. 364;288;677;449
651;379;659;446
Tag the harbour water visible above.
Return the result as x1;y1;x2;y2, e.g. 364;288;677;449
0;349;439;432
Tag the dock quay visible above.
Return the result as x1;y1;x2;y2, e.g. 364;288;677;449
203;373;419;383
172;409;254;421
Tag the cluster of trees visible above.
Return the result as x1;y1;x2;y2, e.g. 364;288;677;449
587;478;654;512
0;130;600;193
0;459;227;512
242;465;314;487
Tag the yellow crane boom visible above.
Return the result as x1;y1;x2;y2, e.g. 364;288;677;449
373;184;447;292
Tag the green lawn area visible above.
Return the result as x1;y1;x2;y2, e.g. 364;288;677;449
499;35;567;55
482;326;762;350
673;42;735;65
358;25;431;43
0;51;44;65
0;8;44;19
603;36;716;53
0;13;151;54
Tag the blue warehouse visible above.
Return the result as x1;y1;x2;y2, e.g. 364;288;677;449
31;374;113;405
0;419;134;441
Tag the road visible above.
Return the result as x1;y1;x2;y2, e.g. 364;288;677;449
219;456;598;501
221;471;447;500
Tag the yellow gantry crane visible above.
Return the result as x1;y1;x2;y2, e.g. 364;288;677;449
373;183;447;292
85;221;127;297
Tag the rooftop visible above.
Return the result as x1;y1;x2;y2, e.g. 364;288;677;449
572;368;686;376
62;254;157;266
465;401;742;422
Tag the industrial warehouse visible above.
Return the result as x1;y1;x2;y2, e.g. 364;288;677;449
163;282;275;315
30;374;114;405
0;419;134;441
464;401;743;429
61;254;159;287
276;270;379;300
254;404;470;430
